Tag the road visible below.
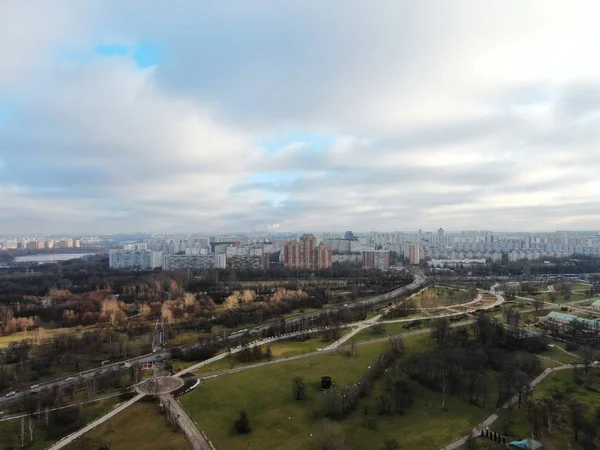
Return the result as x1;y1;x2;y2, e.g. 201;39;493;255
0;352;163;408
159;394;213;450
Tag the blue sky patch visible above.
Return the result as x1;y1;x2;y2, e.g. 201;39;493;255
0;106;8;124
247;171;303;185
57;42;162;69
133;42;162;68
95;44;130;57
261;132;338;153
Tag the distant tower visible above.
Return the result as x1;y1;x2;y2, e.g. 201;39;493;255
343;231;355;241
437;228;444;244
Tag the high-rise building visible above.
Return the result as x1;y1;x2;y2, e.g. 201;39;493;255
284;234;331;270
58;239;73;249
299;234;316;270
314;243;333;269
362;250;390;269
283;241;301;268
437;228;444;244
322;238;352;254
408;244;421;265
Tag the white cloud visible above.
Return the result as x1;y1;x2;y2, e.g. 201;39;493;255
1;1;600;233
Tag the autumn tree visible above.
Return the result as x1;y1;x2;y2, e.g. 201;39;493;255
240;290;257;305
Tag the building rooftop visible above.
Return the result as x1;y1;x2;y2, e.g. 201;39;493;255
591;299;600;307
509;438;543;450
546;311;599;328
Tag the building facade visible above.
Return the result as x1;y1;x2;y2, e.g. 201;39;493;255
322;238;352;254
407;243;421;265
109;249;162;269
362;250;390;269
163;255;215;270
284;235;332;270
230;254;268;271
314;243;333;269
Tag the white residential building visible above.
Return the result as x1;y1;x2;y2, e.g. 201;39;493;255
109;250;162;269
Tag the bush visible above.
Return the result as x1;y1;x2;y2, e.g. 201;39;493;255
233;410;251;434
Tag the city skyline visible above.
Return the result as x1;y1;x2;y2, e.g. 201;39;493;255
2;1;600;234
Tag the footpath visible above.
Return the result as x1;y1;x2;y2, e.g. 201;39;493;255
440;365;582;449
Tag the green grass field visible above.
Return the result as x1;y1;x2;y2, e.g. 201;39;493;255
0;396;121;450
63;401;189;450
190;338;328;376
180;340;393;450
178;334;497;450
411;287;473;308
353;322;427;343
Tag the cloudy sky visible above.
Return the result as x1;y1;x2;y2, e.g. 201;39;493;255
1;1;600;235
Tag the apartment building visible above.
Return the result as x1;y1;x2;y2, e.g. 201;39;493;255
109;249;162;269
362;250;390;269
163;254;216;270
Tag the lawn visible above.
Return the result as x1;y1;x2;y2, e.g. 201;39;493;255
64;400;189;450
352;322;427;343
192;338;335;376
343;383;494;449
411;287;474;308
179;334;493;450
0;396;121;450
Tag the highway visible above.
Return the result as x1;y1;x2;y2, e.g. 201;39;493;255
0;269;425;408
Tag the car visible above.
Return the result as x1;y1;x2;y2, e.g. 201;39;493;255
65;377;74;382
30;384;39;389
5;391;16;397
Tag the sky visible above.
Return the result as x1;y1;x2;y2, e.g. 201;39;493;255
2;1;600;235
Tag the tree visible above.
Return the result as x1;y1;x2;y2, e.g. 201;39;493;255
266;346;273;361
382;438;400;450
572;401;588;442
431;318;450;349
318;419;346;450
371;323;385;335
582;346;594;374
233;410;251;434
513;370;531;408
292;376;306;400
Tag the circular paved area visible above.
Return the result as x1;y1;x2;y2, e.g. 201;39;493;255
136;376;184;395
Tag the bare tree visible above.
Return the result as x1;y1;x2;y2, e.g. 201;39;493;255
292;376;306;400
28;415;34;442
20;416;25;448
318;419;346;450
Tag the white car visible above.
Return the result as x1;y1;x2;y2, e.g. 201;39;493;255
5;391;16;397
65;377;74;382
30;384;39;389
